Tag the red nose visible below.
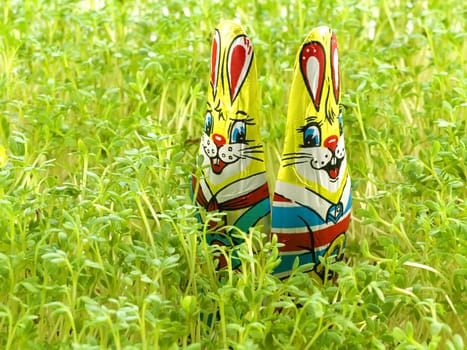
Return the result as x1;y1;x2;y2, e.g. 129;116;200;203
324;135;338;152
212;133;226;147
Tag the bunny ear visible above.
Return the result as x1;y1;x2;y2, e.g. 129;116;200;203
300;41;325;111
227;35;253;103
210;29;221;98
330;32;339;103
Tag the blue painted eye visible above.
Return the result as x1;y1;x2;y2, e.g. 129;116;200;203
204;112;213;135
338;113;343;136
303;124;320;147
230;121;246;143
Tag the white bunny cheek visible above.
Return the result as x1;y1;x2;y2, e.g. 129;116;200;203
310;148;333;170
335;146;345;160
218;144;242;164
202;135;217;158
335;138;346;159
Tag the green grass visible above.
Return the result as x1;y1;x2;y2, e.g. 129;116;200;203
0;0;465;348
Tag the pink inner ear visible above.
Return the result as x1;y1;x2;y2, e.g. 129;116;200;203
331;33;339;103
228;35;253;103
211;30;220;97
300;41;325;110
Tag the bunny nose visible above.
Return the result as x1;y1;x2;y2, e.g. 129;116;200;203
324;135;338;152
212;134;226;147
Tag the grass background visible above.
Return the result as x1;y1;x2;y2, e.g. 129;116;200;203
0;0;465;348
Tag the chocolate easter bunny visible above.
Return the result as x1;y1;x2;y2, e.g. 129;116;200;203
192;21;270;269
271;26;352;282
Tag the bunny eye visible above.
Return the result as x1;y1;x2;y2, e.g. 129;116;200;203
230;121;246;143
204;112;213;135
338;113;343;136
303;123;321;147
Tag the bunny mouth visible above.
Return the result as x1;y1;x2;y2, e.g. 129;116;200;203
321;156;343;180
328;167;339;179
211;157;227;174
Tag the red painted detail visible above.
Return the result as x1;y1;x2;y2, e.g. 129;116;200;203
273;193;292;203
300;41;325;110
273;213;350;252
230;45;246;100
330;32;340;103
228;35;253;102
210;30;220;96
212;133;226;147
324;135;338;152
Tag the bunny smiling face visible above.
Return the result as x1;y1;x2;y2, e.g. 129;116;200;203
296;115;345;181
192;21;271;268
199;25;266;189
278;27;348;204
283;111;347;188
201;107;262;178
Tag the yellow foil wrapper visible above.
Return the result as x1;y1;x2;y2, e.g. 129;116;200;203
192;21;270;268
271;27;352;280
0;145;7;168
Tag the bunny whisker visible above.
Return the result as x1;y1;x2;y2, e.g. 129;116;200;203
241;155;264;162
282;155;313;162
242;145;265;156
284;152;313;157
243;150;264;154
283;161;308;167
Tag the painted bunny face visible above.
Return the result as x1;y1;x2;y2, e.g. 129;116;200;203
279;27;348;205
199;23;266;191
